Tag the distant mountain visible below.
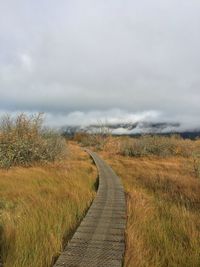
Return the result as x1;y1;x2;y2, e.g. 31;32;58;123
62;122;200;139
176;131;200;139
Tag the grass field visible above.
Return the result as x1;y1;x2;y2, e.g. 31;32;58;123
99;137;200;267
1;131;200;267
0;143;97;267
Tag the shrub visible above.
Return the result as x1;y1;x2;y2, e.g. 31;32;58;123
120;135;196;158
0;113;66;168
74;125;111;150
74;132;92;146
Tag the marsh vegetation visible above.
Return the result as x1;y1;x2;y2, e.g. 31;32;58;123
0;114;97;267
98;136;200;267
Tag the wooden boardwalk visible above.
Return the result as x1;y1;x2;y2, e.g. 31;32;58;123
53;150;126;267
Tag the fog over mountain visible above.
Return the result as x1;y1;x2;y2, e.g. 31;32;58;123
0;0;200;133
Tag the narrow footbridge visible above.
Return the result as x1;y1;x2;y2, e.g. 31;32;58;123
54;150;126;267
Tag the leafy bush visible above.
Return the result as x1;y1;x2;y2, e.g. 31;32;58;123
120;135;196;158
0;113;66;168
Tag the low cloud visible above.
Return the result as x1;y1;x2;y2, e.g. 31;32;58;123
44;109;199;133
0;108;199;134
46;109;160;126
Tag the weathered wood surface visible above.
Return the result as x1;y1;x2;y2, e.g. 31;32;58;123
53;150;126;267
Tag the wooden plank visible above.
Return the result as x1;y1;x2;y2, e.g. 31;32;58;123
53;150;126;267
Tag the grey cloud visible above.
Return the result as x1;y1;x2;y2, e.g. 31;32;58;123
0;0;200;129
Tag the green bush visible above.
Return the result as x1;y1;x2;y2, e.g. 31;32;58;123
0;114;66;168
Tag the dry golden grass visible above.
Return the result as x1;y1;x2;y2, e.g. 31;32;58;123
100;137;200;267
0;142;97;267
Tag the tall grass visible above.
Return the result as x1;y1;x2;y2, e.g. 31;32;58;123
0;143;97;267
0;113;66;168
99;136;200;267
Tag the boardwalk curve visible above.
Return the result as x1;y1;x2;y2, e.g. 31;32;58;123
54;150;126;267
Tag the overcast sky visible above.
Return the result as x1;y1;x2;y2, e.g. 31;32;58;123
0;0;200;129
